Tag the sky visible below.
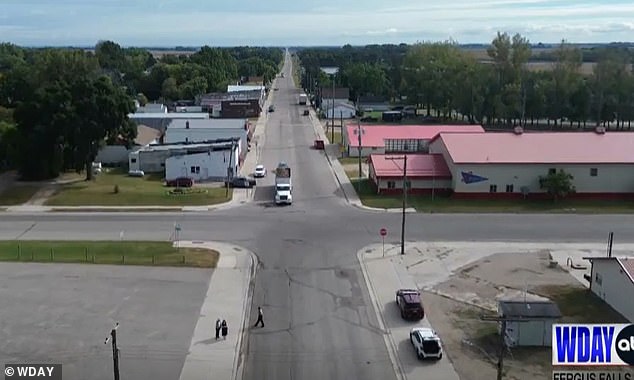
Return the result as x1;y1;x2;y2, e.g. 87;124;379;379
1;0;634;47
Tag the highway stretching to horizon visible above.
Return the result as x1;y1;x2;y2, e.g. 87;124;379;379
3;51;634;380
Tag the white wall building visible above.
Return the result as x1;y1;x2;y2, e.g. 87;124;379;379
429;130;634;198
165;147;239;181
128;138;240;174
584;256;634;322
164;119;249;157
96;125;161;165
323;102;356;119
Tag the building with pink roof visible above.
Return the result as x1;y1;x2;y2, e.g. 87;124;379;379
368;154;452;195
343;124;485;157
429;130;634;198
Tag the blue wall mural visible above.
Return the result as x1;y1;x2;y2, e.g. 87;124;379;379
461;171;488;184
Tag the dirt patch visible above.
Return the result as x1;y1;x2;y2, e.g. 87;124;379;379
423;251;627;380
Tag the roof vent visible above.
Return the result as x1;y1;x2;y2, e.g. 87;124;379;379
186;121;190;129
513;126;523;135
595;126;606;134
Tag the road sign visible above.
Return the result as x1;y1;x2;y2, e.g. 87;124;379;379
380;228;387;237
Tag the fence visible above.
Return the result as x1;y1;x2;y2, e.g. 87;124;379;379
0;245;189;266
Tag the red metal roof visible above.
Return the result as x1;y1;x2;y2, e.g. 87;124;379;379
619;258;634;283
434;131;634;164
369;154;451;178
345;124;485;148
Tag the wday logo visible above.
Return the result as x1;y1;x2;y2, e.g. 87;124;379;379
552;324;634;366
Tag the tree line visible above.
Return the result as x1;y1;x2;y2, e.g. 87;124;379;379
297;33;634;128
0;42;283;179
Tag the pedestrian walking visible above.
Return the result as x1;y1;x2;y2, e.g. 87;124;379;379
221;319;228;340
254;306;264;328
215;318;221;340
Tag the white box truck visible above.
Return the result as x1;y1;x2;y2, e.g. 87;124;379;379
298;94;307;105
274;162;292;205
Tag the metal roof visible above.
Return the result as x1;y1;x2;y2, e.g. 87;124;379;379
498;300;562;318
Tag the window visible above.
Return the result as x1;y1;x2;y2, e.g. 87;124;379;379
160;163;165;168
590;168;598;177
548;168;556;175
489;185;497;193
387;181;396;189
506;184;514;193
190;166;200;174
130;158;137;163
595;272;602;286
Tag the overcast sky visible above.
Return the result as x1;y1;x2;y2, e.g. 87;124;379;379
2;0;634;47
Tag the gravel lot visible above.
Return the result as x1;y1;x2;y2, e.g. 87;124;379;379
421;250;627;380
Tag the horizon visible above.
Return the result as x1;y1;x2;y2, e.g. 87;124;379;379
2;0;634;46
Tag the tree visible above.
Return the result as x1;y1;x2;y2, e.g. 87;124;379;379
539;169;575;201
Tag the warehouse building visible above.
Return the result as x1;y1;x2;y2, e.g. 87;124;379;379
429;129;634;198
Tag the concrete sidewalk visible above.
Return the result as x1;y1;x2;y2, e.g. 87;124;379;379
307;109;416;213
176;241;257;380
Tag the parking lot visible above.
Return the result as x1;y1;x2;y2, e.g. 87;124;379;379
359;242;634;380
0;262;211;380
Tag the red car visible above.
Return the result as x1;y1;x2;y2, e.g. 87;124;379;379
166;177;194;187
396;289;425;320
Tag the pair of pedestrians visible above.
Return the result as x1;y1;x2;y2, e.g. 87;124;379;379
215;318;228;340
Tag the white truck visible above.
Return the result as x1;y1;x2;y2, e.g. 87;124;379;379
274;162;292;205
298;93;307;105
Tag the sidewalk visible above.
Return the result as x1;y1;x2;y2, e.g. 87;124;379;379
176;241;257;380
357;241;634;380
306;108;416;213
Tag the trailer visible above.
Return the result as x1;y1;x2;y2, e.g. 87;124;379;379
274;162;292;205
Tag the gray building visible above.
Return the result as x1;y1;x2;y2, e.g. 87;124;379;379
497;294;562;347
128;138;240;174
128;112;210;131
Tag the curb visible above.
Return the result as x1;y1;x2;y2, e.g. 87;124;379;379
356;250;406;380
233;247;258;380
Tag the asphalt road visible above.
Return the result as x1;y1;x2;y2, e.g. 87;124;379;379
3;51;634;380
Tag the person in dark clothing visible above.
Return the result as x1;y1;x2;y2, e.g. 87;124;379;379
254;306;264;328
215;318;221;340
221;319;228;339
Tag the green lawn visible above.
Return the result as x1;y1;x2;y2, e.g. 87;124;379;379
350;178;634;213
45;169;232;206
0;185;40;205
0;241;219;268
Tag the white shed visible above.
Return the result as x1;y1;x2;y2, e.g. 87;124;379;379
165;146;239;182
585;256;634;322
497;295;562;347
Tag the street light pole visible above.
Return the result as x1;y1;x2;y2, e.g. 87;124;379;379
104;323;120;380
331;74;335;143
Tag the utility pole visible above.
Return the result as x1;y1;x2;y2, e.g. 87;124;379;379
104;323;120;380
400;155;407;255
225;139;236;197
386;155;408;255
331;73;336;144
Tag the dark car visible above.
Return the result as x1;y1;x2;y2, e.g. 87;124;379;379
396;289;425;320
225;176;256;188
268;105;275;112
166;177;194;187
303;109;309;116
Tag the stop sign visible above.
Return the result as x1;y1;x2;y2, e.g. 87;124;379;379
380;228;387;237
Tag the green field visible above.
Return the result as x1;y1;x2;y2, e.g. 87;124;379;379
350;178;634;213
45;169;231;206
0;185;40;205
0;241;219;268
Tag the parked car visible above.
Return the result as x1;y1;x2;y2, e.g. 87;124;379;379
395;289;425;320
268;105;275;112
254;164;266;178
166;177;194;187
225;176;256;188
410;327;443;360
303;109;310;116
128;170;145;177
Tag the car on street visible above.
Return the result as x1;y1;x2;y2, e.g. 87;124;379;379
268;105;275;112
225;176;256;188
396;288;425;320
410;327;443;360
166;177;194;187
254;164;266;178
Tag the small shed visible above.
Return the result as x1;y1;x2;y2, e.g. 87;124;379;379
497;294;562;347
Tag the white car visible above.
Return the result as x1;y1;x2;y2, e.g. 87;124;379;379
410;327;443;360
254;165;266;178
